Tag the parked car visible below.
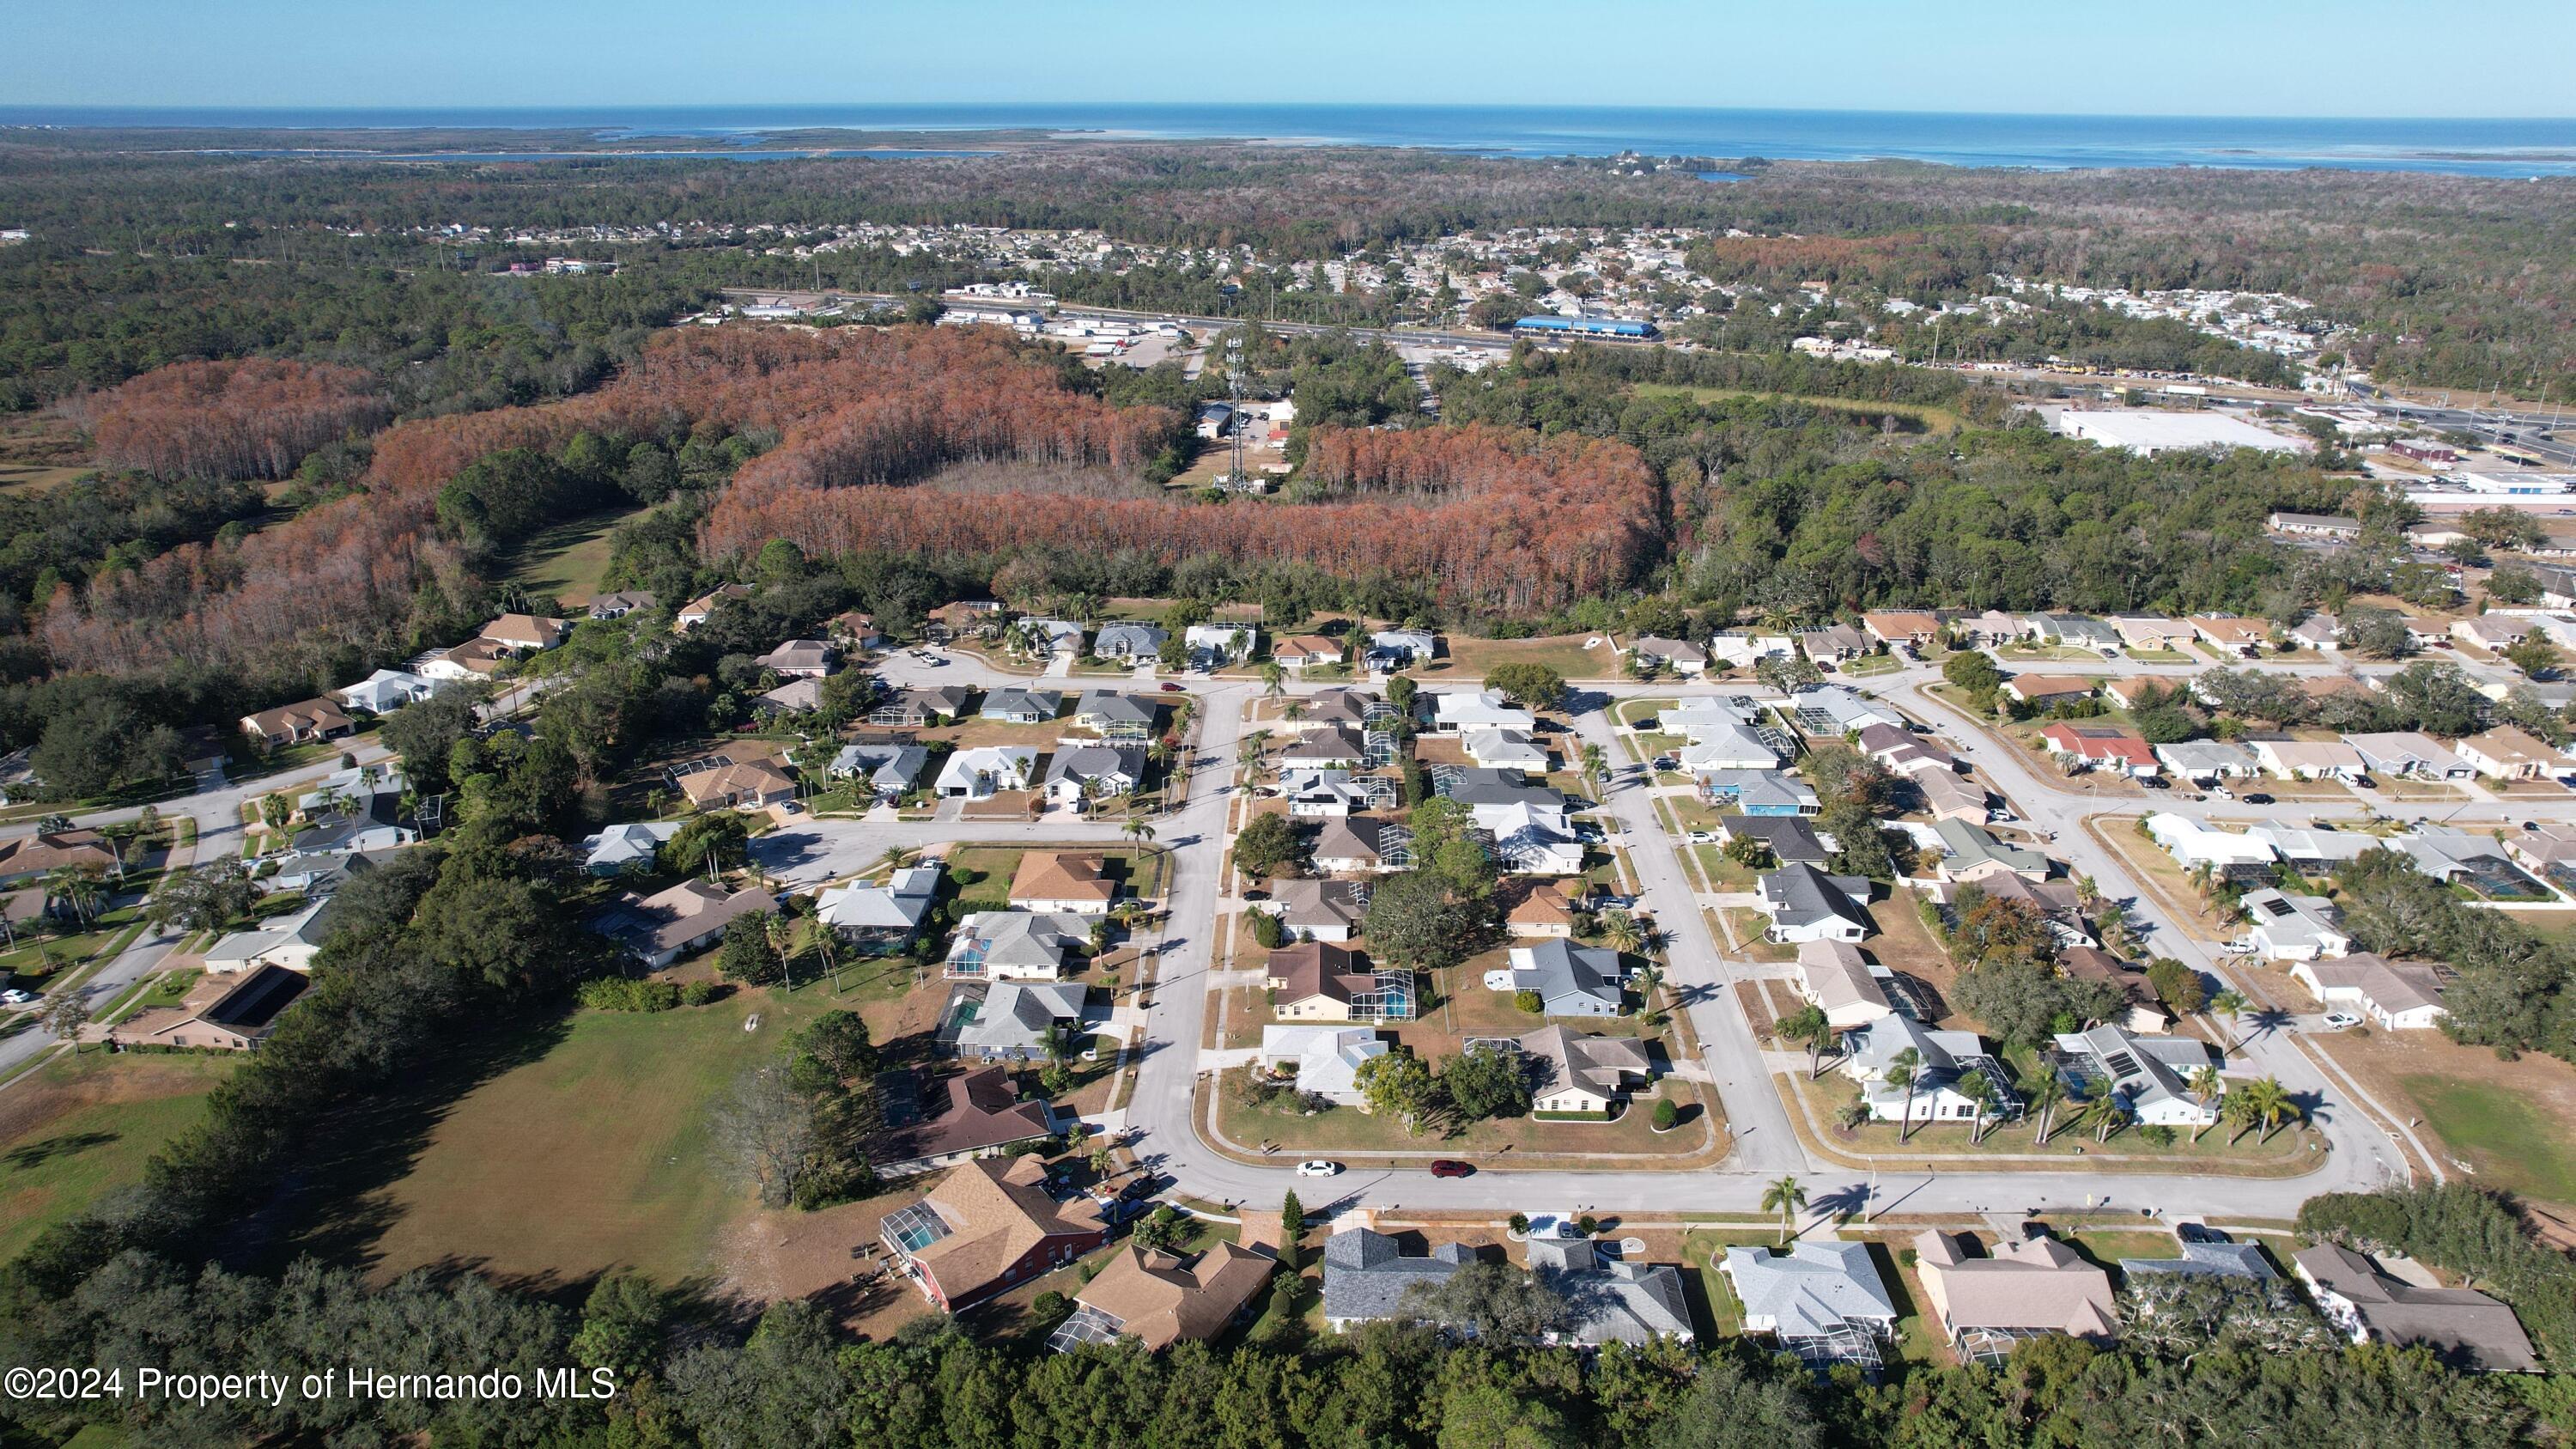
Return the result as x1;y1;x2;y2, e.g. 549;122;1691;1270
2177;1222;2232;1245
2242;793;2275;805
1652;756;1680;772
1686;831;1719;844
1295;1160;1342;1178
2320;1011;2363;1031
2353;775;2378;789
1160;682;1184;693
0;988;33;1007
1428;1160;1475;1178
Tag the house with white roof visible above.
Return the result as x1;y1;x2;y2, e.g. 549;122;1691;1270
1429;689;1538;734
936;746;1040;799
2343;732;2474;781
335;669;440;715
817;867;942;951
2144;813;2275;873
2154;740;2258;782
1710;631;1795;669
580;821;678;876
1843;1015;2011;1125
1464;729;1552;773
2238;888;2351;961
1723;1243;1900;1367
2048;1025;2222;1128
1183;624;1256;667
1258;1025;1387;1105
2290;953;2447;1030
2250;739;2367;782
1676;717;1783;772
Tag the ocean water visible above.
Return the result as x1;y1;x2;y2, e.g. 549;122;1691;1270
3;103;2573;176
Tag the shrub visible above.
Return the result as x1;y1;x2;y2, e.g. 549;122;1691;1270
578;977;682;1012
1651;1099;1679;1131
1513;989;1544;1014
1246;908;1286;949
680;979;719;1006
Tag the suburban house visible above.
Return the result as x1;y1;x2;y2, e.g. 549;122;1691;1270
1916;768;1990;821
0;828;118;886
1844;1015;2014;1125
1092;622;1169;661
752;678;825;715
1321;1229;1474;1331
1281;728;1369;770
1755;862;1874;944
1502;939;1628;1016
240;697;354;748
1717;813;1832;867
673;584;754;631
2002;674;2096;709
2289;612;2342;651
1788;685;1909;733
1465;729;1552;774
1282;770;1374;819
2293;1244;2539;1373
2456;726;2568;781
591;880;774;969
2507;824;2576;875
1429;689;1537;735
1052;1242;1275;1354
980;688;1064;725
2145;813;2278;874
871;685;974;728
1723;1242;1901;1368
927;599;1005;640
335;668;439;715
2344;732;2475;780
1366;629;1438;668
1627;636;1707;674
1517;1026;1650;1115
945;979;1091;1061
2453;614;2530;653
1267;941;1415;1021
1678;717;1784;772
828;742;930;802
2047;1025;2223;1128
1018;618;1087;656
1182;624;1257;668
936;746;1040;799
2107;615;2197;652
754;639;839;678
2154;740;2259;782
1296;688;1383;733
1698;770;1820;817
1860;611;1943;648
2291;953;2448;1029
477;612;571;654
1311;815;1406;874
1042;745;1145;807
1710;630;1796;668
1273;878;1369;943
2187;615;2272;656
1259;1024;1388;1105
2037;722;2160;776
1072;691;1158;740
676;757;797;812
1931;818;2049;883
582;819;679;875
872;1066;1055;1174
2236;886;2360;953
1794;940;1895;1027
1478;801;1587;876
2059;947;2176;1035
2036;615;2123;656
201;899;338;973
1856;721;1953;776
829;608;884;647
2269;510;2363;539
1273;636;1345;671
1912;1232;2117;1361
2250;738;2367;782
882;1156;1111;1313
104;964;307;1053
817;866;942;951
944;911;1088;981
1527;1236;1695;1346
1500;879;1578;938
1797;623;1872;662
1953;609;2030;647
587;590;656;620
1008;851;1118;914
1666;695;1764;734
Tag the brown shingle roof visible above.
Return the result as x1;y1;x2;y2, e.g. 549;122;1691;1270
1010;851;1115;906
913;1155;1106;1304
1072;1241;1276;1350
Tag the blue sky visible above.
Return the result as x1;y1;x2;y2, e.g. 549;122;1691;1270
8;0;2573;117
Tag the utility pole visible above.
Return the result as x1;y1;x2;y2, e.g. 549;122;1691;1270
1225;334;1247;491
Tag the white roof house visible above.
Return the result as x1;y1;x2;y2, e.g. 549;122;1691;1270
935;746;1040;798
1709;632;1795;668
580;821;678;875
2342;732;2474;781
335;669;440;715
2144;813;2275;873
1183;623;1257;666
2290;953;2447;1030
1430;689;1538;734
2049;1025;2223;1127
1464;729;1552;774
2250;739;2367;782
2154;740;2258;781
2239;888;2352;961
817;866;942;942
1259;1025;1387;1105
1677;717;1783;772
1723;1242;1900;1361
1475;802;1586;875
1842;1015;2004;1125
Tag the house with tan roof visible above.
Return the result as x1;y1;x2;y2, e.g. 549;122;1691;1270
1051;1242;1276;1353
1500;880;1577;938
591;879;774;969
2187;615;2272;655
1518;1026;1650;1115
1273;635;1345;670
2001;673;2095;708
2456;726;2568;781
1007;851;1117;914
105;963;307;1052
1793;940;1893;1027
674;583;754;631
1912;1231;2117;1361
2295;1244;2538;1373
239;697;355;748
1861;611;1941;647
1267;941;1415;1021
2108;615;2196;651
0;829;119;886
677;757;798;812
2250;738;2367;782
477;612;571;654
882;1156;1110;1312
754;638;840;678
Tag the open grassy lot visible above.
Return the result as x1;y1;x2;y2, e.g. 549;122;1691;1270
501;505;641;606
1633;383;1963;433
2308;1025;2576;1212
1429;635;1618;681
0;1050;237;1262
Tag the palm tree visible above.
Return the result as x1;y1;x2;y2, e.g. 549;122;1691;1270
1760;1174;1807;1245
1780;1003;1832;1081
44;867;105;928
1261;661;1286;699
258;791;292;838
2093;1088;2129;1144
766;912;799;991
1037;1021;1083;1081
2209;989;2250;1049
1958;1068;1996;1144
1123;817;1157;845
1887;1047;1923;1142
1600;910;1644;956
2188;1065;2226;1144
2239;1075;2297;1143
1579;743;1607;786
2026;1069;2067;1147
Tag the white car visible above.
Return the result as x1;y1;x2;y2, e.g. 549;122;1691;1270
1686;831;1719;844
2319;1011;2363;1031
1295;1160;1342;1178
0;988;33;1006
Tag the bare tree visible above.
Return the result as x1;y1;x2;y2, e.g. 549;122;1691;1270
713;1064;818;1208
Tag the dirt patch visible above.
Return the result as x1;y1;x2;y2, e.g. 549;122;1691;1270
0;1051;226;1145
711;1192;937;1338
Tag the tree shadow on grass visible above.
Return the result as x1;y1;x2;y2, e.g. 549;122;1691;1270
217;1008;576;1280
3;1129;117;1169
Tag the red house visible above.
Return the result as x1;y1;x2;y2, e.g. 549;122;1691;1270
2038;722;2160;777
880;1154;1109;1312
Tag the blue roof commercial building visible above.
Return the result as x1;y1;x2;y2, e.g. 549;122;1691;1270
1512;316;1660;341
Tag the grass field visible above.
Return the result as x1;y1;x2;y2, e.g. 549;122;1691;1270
503;506;641;606
1634;383;1964;433
0;1051;237;1262
2400;1074;2576;1206
1431;634;1619;682
308;985;840;1293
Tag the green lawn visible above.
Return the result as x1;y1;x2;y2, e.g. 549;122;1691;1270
0;1051;237;1262
334;987;836;1287
501;505;641;607
2401;1074;2576;1206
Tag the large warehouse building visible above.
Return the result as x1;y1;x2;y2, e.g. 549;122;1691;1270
1513;315;1660;341
2053;409;2305;457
